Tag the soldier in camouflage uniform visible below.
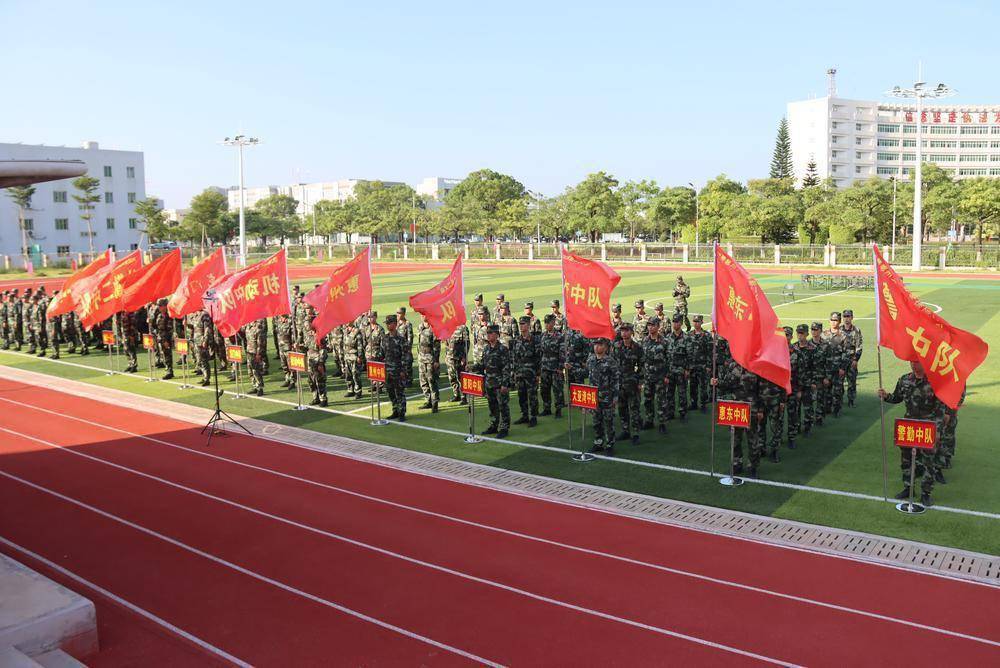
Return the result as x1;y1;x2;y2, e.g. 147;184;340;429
823;311;851;417
381;314;411;420
653;302;666;325
305;306;329;406
470;294;488;329
445;321;469;404
758;375;787;464
809;322;830;426
840;308;863;407
563;327;591;385
939;388;964;472
45;292;61;359
154;299;174;379
342;320;365;398
612;322;642;444
364;311;386;396
879;361;948;506
0;291;9;349
687;314;712;412
632;299;650;343
641;316;670;433
498;302;517;350
539;314;565;417
329;325;345;378
476;324;512;438
511;315;540;426
27;293;43;355
416;314;440;412
183;312;201;375
10;291;24;350
713;359;764;477
588;337;621;453
522;302;542;334
610;303;625;342
470;307;490;367
116;310;139;372
549;299;567;335
193;310;213;385
493;293;505;325
672;275;691;331
665;313;690;421
789;324;817;440
67;311;87;355
396;307;414;386
147;302;164;368
275;313;295;388
246;318;267;395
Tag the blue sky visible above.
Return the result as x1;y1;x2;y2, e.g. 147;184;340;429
2;0;996;208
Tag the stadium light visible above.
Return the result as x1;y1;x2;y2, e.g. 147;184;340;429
220;134;261;267
688;182;700;258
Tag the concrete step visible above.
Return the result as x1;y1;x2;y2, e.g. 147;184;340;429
0;646;42;668
33;650;85;668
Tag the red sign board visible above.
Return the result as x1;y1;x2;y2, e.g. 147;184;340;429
142;333;154;350
288;351;307;373
893;418;937;450
716;400;752;428
101;330;115;346
569;383;598;410
460;372;485;397
175;338;189;355
366;360;386;383
226;345;245;364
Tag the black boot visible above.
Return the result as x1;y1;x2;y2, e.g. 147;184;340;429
528;417;537;427
483;424;498;435
431;404;439;413
770;450;780;463
934;470;947;485
920;492;933;507
539;408;552;416
162;372;174;380
496;429;508;438
787;439;796;450
319;398;328;407
631;435;640;445
418;401;432;409
555;407;562;418
658;424;667;434
894;487;911;500
514;416;529;425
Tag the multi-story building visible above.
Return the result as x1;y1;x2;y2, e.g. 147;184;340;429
228;179;407;217
788;95;1000;188
415;176;461;209
0;141;146;257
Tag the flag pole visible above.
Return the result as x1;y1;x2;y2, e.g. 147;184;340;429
709;241;718;478
873;244;889;502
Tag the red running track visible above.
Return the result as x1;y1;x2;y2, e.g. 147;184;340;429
0;378;998;666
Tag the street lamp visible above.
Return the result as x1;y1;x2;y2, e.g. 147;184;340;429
221;134;260;267
886;78;955;271
688;182;700;258
890;176;897;262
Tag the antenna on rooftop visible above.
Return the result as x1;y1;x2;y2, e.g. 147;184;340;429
827;68;837;97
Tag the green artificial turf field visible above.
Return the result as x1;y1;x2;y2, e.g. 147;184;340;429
2;264;998;555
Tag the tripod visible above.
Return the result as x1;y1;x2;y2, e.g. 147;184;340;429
201;350;251;446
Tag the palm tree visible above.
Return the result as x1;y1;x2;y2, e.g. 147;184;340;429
5;185;36;262
72;175;101;256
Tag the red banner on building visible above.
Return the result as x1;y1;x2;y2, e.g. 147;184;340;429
288;351;307;373
569;383;598;410
204;249;291;338
893;418;937;450
304;247;373;344
367;360;386;383
408;255;466;340
561;249;620;340
168;248;227;319
874;245;987;410
47;249;114;320
77;250;144;330
120;248;183;314
712;244;791;393
460;372;485;398
716;400;752;428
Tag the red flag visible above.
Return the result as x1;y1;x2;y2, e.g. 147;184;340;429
119;249;183;313
712;244;791;393
561;248;620;339
47;249;114;319
205;248;291;338
408;254;466;340
874;244;987;409
76;250;144;330
168;248;228;319
304;247;373;343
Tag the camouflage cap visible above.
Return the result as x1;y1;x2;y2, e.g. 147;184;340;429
677;275;685;282
157;297;168;306
830;311;842;321
385;314;397;325
612;303;621;312
486;324;500;334
496;293;505;300
502;301;510;309
842;308;854;317
783;326;793;335
543;313;556;324
634;299;645;308
796;323;809;334
518;315;531;325
692;314;704;322
648;315;661;326
655;302;664;310
671;313;683;323
478;306;489;315
397;306;406;314
811;322;823;331
369;310;378;318
550;299;560;307
620;322;634;331
593;337;610;347
524;301;534;309
474;293;483;301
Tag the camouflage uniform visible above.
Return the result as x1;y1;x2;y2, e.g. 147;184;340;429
147;303;164;368
274;314;295;388
790;335;818;437
822;320;851;416
716;359;763;475
522;303;542;335
492;295;505;326
193;311;214;384
632;305;650;344
510;321;540;424
612;332;643;440
154;301;174;377
840;316;864;406
587;344;621;450
305;310;329;406
641;327;670;430
246;318;267;394
538;322;565;416
329;325;345;377
45;297;61;359
27;297;44;355
563;328;591;385
380;319;411;419
686;323;713;410
115;311;139;371
9;296;24;349
397;313;414;384
758;377;787;461
470;314;490;367
416;321;440;410
882;371;946;499
809;327;831;425
549;301;567;335
664;324;689;420
672;277;691;331
64;311;87;355
445;324;469;403
0;293;9;349
343;322;365;397
477;334;512;435
498;309;517;350
939;389;964;469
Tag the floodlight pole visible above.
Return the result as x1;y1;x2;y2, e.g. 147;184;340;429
689;182;700;258
221;134;260;268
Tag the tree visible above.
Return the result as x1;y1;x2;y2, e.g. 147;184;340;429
528;194;571;241
565;171;620;242
697;174;747;242
72;176;101;255
769;117;794;180
182;188;230;248
648;186;696;241
5;184;36;260
353;181;420;242
440;169;526;240
617;180;660;242
959;178;1000;249
801;158;820;188
802;177;838;243
314;199;359;241
134;197;168;244
254;193;302;246
744;179;801;244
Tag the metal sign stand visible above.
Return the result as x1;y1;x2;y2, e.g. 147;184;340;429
105;336;116;376
570;405;594;463
179;346;191;389
294;369;307;411
145;341;156;383
370;381;388;425
719;428;744;487
232;359;244;399
896;449;925;514
464;393;481;444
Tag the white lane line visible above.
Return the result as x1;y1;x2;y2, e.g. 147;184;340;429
0;535;251;667
0;426;794;667
3;351;999;521
0;459;501;668
6;399;999;649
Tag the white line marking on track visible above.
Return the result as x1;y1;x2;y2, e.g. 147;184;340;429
0;426;795;666
0;535;252;667
3;404;997;650
0;456;502;668
3;351;998;520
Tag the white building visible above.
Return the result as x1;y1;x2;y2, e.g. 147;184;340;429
228;179;406;217
788;95;1000;188
415;176;461;209
0;141;146;257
